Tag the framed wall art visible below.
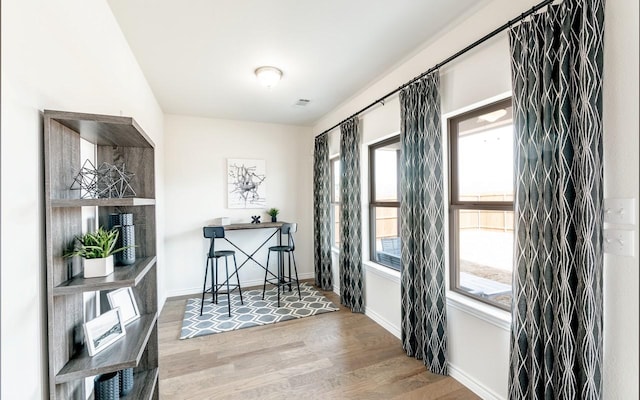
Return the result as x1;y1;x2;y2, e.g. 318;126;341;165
227;158;267;208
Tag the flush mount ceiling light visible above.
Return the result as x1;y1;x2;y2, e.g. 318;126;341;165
255;66;283;88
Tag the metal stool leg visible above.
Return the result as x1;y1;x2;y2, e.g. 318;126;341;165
287;251;292;292
200;257;210;316
291;251;301;300
263;250;271;300
213;258;219;304
233;254;243;305
224;256;232;317
277;252;283;307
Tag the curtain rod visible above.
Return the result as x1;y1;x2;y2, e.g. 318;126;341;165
315;0;554;138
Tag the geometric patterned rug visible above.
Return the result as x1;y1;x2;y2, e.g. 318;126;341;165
180;282;339;339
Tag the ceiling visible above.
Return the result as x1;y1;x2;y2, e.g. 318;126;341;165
107;0;487;127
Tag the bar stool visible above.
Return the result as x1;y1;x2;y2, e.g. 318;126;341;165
262;223;301;307
201;226;243;317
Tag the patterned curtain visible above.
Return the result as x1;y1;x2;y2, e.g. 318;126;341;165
399;72;447;375
313;133;333;291
508;0;605;398
339;117;364;313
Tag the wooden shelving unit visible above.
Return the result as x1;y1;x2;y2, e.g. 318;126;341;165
44;110;159;399
51;198;156;207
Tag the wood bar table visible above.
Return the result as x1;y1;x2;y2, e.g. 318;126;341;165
205;221;286;285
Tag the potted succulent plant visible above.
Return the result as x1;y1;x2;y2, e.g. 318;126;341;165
65;227;133;278
266;207;280;222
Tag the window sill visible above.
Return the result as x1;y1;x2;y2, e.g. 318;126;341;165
363;260;401;284
446;291;511;331
331;249;401;283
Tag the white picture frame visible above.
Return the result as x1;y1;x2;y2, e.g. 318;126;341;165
227;158;267;208
84;308;126;357
107;287;140;326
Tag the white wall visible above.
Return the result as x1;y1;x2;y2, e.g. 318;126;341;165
163;115;313;297
0;0;165;398
313;0;639;399
601;0;640;397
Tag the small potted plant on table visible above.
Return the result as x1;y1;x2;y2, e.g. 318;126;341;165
65;227;133;278
267;208;280;223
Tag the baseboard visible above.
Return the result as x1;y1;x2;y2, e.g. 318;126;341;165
296;272;315;281
448;363;505;400
165;286;202;298
365;307;401;339
165;272;316;299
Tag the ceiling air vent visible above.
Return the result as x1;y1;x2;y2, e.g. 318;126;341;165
294;98;311;107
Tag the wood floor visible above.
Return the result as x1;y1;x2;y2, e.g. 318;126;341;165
158;282;480;400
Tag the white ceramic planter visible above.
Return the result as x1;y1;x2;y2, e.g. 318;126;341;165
83;255;114;278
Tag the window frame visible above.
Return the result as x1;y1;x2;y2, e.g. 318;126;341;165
368;135;401;270
330;156;340;249
448;97;514;310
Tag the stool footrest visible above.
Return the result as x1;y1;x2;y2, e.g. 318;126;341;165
264;278;298;287
205;284;241;294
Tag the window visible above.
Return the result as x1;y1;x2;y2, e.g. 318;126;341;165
330;157;341;248
448;98;514;310
369;136;401;270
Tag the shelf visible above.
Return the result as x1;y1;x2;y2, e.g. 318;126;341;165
46;110;154;148
51;198;156;207
56;313;157;383
53;257;157;295
122;368;159;400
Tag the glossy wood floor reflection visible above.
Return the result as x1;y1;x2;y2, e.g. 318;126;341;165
158;282;480;400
